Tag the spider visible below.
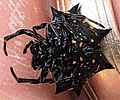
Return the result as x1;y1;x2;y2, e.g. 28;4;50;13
3;3;114;96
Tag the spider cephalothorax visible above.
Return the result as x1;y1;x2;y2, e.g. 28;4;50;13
4;3;114;96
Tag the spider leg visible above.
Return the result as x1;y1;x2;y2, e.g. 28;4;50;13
32;23;47;33
10;67;54;84
4;29;44;56
23;40;34;54
39;67;49;83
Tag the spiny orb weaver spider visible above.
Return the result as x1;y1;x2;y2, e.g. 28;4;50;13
3;4;114;96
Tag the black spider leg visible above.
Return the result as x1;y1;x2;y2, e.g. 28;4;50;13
23;23;48;54
23;40;34;54
4;29;44;56
32;23;47;36
39;59;53;83
10;53;53;84
40;68;49;83
10;67;54;84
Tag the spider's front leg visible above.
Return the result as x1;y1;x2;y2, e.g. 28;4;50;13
23;40;34;54
4;29;44;56
32;23;47;34
10;67;54;84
